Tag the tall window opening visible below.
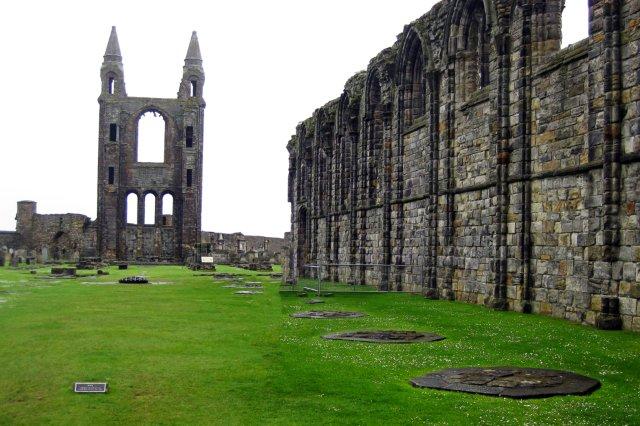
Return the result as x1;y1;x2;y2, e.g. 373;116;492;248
187;169;193;187
340;140;348;209
126;193;138;224
144;193;156;225
137;111;166;162
190;81;197;97
561;2;588;48
367;73;383;203
186;126;194;148
162;194;174;215
402;32;426;126
108;166;115;185
161;193;174;226
337;93;358;209
109;123;118;142
108;77;115;94
460;1;490;96
318;152;327;214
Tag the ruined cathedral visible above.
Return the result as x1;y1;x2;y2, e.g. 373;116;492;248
0;28;205;263
0;27;285;266
97;27;205;261
286;0;640;330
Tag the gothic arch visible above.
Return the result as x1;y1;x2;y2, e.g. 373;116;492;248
364;69;384;204
398;29;428;126
446;0;494;100
336;92;359;209
129;106;173;162
124;191;140;225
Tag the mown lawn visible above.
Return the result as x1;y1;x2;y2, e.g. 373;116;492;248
0;265;638;424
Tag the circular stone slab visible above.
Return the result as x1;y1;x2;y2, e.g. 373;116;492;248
291;311;365;319
235;290;263;295
307;298;325;305
410;367;600;399
323;330;444;343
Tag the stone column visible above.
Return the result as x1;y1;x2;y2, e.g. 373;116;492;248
425;71;440;299
588;0;623;329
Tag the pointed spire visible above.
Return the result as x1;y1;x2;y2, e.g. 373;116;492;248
184;31;202;67
104;26;122;62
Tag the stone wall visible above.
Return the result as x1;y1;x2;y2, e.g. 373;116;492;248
286;0;640;331
1;200;283;266
200;231;285;265
0;232;18;249
1;201;95;263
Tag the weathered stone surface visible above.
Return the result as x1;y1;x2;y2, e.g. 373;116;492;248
200;231;285;266
291;311;365;319
234;290;262;295
285;0;640;331
410;367;600;399
323;330;444;343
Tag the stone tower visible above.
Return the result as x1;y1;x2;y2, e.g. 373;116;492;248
96;27;205;262
15;201;36;248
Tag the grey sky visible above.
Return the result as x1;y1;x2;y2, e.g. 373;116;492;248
0;0;588;237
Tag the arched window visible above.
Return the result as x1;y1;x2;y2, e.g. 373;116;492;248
137;111;166;162
340;136;350;209
367;72;383;203
402;32;426;126
462;1;490;95
126;193;138;224
161;193;174;226
337;92;358;209
108;77;115;94
190;80;198;97
561;1;588;48
162;193;174;216
144;193;156;225
318;150;328;214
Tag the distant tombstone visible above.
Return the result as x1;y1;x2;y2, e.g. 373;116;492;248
74;382;108;393
0;255;4;267
51;267;77;276
10;256;18;267
41;247;49;263
118;264;128;270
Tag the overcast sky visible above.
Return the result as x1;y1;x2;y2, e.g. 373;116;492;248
0;1;588;237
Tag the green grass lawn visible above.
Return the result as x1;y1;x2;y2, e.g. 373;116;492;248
0;265;638;424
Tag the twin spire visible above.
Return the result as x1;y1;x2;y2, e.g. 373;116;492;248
184;31;203;66
102;26;203;68
103;26;121;62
